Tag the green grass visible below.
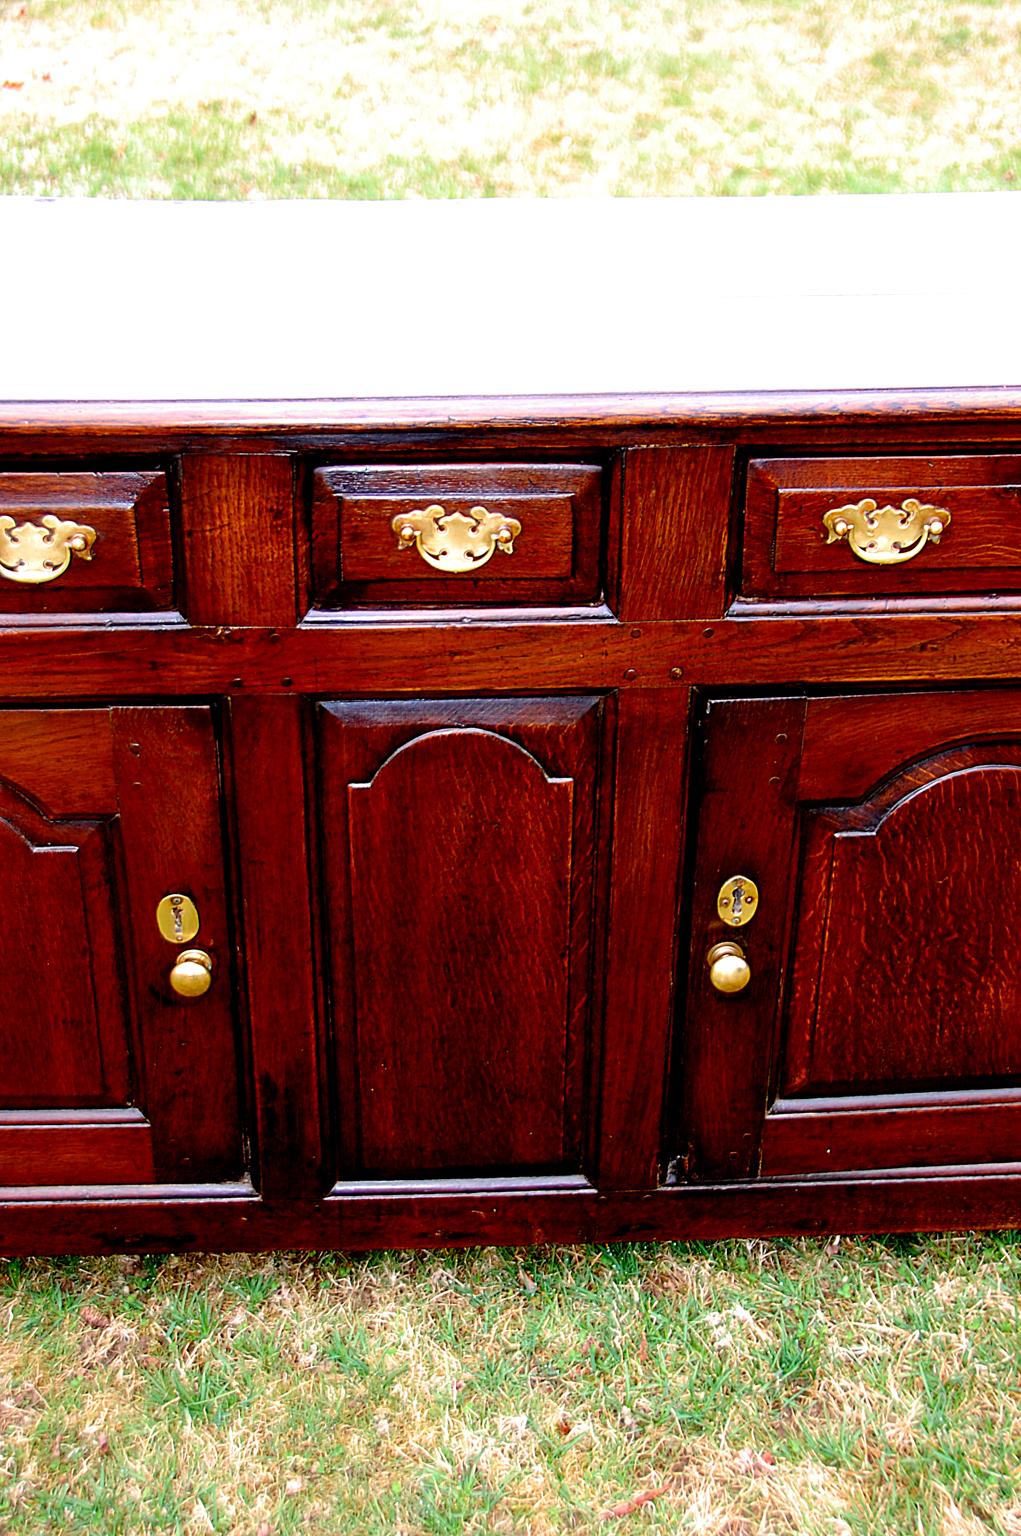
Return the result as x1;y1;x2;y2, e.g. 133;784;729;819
0;110;510;198
3;1236;1021;1533
2;0;1021;197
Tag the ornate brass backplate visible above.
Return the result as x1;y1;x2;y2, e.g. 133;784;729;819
392;504;522;573
0;515;98;584
822;497;950;566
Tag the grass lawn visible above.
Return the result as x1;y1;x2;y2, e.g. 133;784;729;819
2;1236;1021;1534
0;0;1020;197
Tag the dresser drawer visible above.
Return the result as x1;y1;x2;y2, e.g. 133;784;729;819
310;463;604;608
742;454;1021;602
0;471;174;614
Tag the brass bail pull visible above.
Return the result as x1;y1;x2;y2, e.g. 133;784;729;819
822;498;950;566
0;515;98;584
393;503;522;572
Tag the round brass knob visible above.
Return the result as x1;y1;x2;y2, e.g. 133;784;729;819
707;941;751;995
170;948;213;998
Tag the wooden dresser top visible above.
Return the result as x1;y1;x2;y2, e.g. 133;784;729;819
1;191;1019;430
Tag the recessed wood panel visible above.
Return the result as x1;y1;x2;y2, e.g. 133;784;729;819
785;753;1021;1097
0;790;129;1106
317;696;606;1181
310;464;604;608
743;454;1021;602
0;471;174;614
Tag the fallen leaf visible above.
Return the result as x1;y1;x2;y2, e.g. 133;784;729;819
2;81;25;90
97;1433;110;1455
519;1269;537;1295
80;1306;109;1329
284;1478;302;1496
0;1401;31;1430
256;1524;273;1536
599;1485;670;1520
734;1448;776;1474
190;1499;215;1534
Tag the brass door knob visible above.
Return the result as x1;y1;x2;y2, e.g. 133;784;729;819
707;941;751;995
169;948;213;998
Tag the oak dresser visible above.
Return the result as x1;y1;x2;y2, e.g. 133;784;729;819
2;191;1021;1254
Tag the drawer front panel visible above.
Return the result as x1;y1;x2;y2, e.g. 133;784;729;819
0;471;174;613
743;454;1021;601
311;463;603;607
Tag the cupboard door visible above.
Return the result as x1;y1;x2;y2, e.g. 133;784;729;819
680;690;1021;1180
0;707;243;1187
317;697;607;1184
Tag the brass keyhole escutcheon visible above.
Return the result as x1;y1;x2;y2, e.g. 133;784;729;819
707;942;751;995
717;875;758;928
170;948;213;999
157;893;200;944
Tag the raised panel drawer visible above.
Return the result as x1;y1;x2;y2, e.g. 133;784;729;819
742;454;1021;603
0;471;174;614
310;462;604;609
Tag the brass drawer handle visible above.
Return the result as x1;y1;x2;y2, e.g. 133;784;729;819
393;503;521;573
822;498;950;566
0;515;97;584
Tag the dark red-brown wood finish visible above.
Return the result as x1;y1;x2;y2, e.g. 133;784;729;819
6;388;1021;1254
